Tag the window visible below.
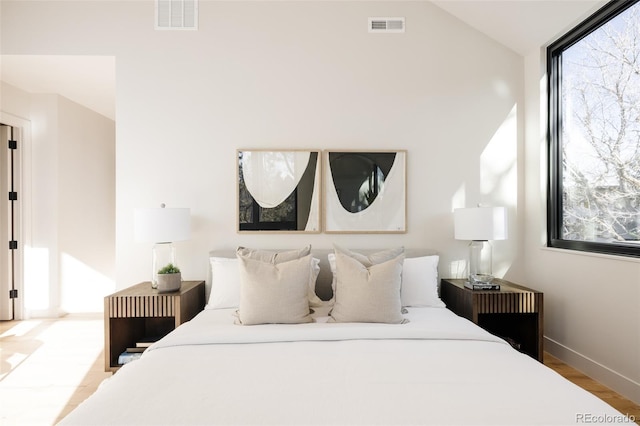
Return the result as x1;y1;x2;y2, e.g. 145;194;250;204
548;0;640;257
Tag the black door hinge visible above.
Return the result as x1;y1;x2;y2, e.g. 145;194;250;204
9;289;18;299
9;192;17;201
8;140;17;150
9;241;17;250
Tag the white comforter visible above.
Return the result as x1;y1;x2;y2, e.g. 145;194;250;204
61;307;627;425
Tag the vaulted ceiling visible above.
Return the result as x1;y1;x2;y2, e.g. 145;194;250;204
432;0;605;55
0;0;607;121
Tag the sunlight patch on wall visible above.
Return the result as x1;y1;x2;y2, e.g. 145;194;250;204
448;183;470;278
447;259;468;279
480;105;517;203
24;247;50;312
61;253;115;313
452;182;466;211
480;104;518;279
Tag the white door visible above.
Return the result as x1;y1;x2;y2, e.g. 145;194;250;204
0;124;19;320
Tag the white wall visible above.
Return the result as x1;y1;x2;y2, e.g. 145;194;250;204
114;1;522;287
28;93;62;315
0;82;116;316
0;0;523;286
58;96;116;312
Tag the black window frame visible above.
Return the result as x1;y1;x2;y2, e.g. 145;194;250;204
238;189;298;231
547;0;640;258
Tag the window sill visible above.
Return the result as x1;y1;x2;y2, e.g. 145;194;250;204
540;246;640;264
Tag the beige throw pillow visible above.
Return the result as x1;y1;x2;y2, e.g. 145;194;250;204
236;246;321;305
236;253;314;325
329;251;407;324
236;246;311;264
328;245;405;303
333;244;404;267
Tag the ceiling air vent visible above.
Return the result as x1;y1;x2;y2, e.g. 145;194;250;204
368;17;405;33
155;0;198;30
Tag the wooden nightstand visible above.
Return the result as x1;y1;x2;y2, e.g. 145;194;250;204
104;280;205;372
440;278;544;362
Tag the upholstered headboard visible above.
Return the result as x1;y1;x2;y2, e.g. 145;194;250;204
207;248;438;302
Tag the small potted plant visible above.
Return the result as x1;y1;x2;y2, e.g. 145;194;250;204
156;263;182;293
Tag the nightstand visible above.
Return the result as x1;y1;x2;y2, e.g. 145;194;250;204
440;278;544;362
104;280;205;372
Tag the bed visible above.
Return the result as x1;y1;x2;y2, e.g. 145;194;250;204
61;246;629;425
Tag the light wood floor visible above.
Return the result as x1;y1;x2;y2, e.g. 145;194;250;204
0;314;111;425
1;314;639;425
544;353;640;423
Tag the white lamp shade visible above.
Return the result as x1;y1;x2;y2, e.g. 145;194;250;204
134;207;191;243
454;206;507;241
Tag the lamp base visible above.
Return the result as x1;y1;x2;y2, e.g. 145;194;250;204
468;240;494;285
469;273;494;284
152;242;177;289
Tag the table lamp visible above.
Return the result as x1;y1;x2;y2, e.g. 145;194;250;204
454;206;507;284
134;204;190;288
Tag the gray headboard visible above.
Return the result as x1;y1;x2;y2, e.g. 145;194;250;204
207;248;437;302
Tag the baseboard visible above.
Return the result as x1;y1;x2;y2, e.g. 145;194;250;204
545;337;640;405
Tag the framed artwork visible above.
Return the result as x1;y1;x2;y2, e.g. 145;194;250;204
324;150;406;233
237;149;321;233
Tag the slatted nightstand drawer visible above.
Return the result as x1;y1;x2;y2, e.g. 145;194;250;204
476;291;541;314
107;295;176;318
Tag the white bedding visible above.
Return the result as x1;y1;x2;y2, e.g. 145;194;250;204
61;306;627;425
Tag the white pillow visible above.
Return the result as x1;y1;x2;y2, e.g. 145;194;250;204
206;254;322;310
206;257;241;309
401;256;445;308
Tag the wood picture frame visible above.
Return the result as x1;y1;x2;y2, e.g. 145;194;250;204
237;149;321;233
